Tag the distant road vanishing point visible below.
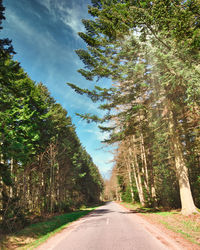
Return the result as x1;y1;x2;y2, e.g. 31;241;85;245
37;201;183;250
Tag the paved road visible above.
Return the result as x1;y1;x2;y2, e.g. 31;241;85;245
38;202;182;250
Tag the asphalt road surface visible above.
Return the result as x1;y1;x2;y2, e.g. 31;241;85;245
38;202;183;250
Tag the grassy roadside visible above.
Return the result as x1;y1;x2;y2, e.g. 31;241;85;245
0;207;96;249
118;201;200;247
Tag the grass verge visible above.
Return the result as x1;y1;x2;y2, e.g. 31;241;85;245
118;201;200;247
0;207;96;249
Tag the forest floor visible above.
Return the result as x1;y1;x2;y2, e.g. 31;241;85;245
118;201;200;249
0;207;96;249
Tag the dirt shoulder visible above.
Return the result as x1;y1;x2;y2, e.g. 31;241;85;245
117;201;200;250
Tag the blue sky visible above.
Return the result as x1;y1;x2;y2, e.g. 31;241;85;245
1;0;114;179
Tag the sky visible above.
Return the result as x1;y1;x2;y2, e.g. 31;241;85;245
1;0;114;179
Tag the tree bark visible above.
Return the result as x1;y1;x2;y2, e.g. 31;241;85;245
169;108;199;215
131;136;145;206
124;152;135;203
140;133;151;203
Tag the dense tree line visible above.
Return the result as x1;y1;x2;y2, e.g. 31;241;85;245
68;0;200;215
0;0;103;232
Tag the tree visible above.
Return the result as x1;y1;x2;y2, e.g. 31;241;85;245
68;0;200;215
0;0;15;58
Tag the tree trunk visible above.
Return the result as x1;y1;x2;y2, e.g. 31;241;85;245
169;108;199;215
124;152;135;202
147;147;158;207
140;133;150;198
127;164;134;202
131;136;145;206
9;158;14;198
132;161;145;206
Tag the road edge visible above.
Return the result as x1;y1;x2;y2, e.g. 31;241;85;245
34;207;98;250
116;201;199;250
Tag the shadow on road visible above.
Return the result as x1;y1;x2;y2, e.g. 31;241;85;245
89;209;113;217
119;208;160;214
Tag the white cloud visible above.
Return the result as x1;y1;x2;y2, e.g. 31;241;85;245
6;7;78;64
34;0;85;38
35;0;86;37
6;9;54;48
6;9;32;36
84;128;110;142
58;4;85;37
37;0;52;12
69;95;105;117
45;0;86;37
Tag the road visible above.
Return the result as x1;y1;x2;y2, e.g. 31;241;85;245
37;202;183;250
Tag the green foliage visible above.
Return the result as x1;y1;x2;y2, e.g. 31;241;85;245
121;186;132;203
0;0;104;232
18;209;94;239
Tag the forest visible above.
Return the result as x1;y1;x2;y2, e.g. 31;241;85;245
68;0;200;216
0;0;103;232
1;0;200;238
